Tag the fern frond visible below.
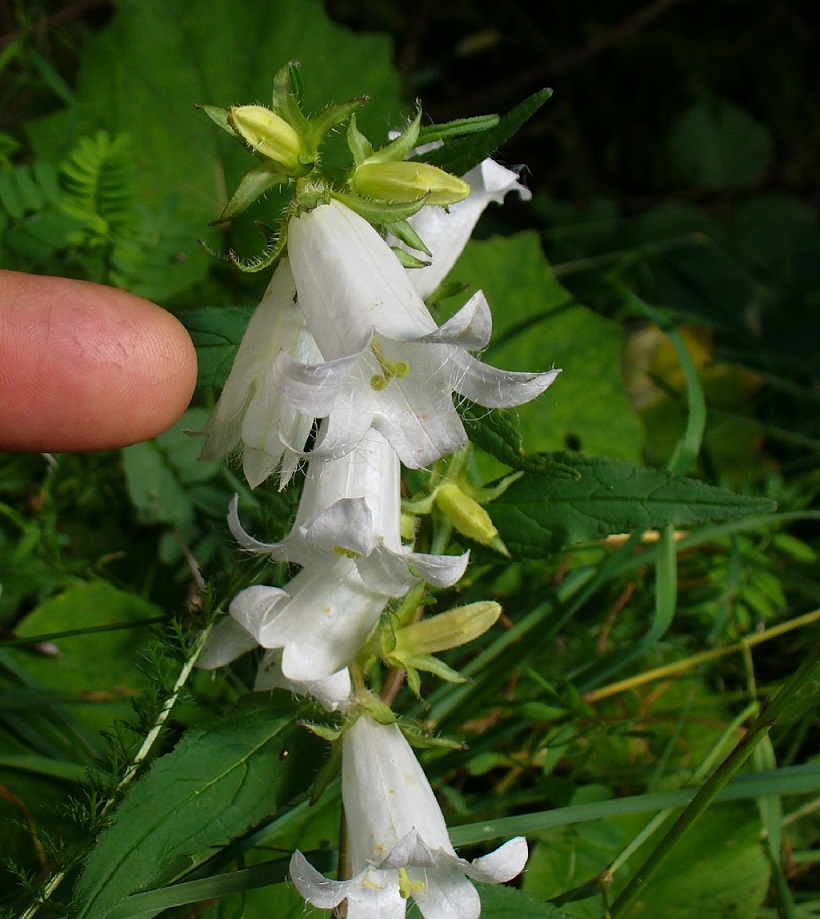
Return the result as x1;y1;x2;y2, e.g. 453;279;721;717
58;131;138;238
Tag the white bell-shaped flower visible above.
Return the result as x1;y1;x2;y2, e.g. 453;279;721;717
279;199;559;467
202;556;406;683
197;617;352;712
200;258;320;487
291;714;528;918
228;426;468;588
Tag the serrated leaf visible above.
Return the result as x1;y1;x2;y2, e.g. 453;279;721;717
460;401;579;479
180;306;254;388
415;88;552;177
71;694;321;919
490;453;776;556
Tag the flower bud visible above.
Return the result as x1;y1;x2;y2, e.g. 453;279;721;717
435;482;498;545
393;601;501;657
351;161;470;206
228;105;311;174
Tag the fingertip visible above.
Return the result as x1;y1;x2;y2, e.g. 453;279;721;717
0;271;198;452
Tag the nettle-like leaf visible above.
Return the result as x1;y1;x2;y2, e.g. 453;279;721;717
490;452;776;556
71;693;321;919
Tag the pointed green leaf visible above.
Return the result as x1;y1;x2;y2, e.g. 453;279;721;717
460;401;579;479
71;694;321;919
490;453;777;556
415;88;552;177
416;114;500;145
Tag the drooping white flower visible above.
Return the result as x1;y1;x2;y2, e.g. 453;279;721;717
291;714;528;918
197;615;352;712
200;258;320;488
200;558;405;683
278;199;559;467
228;426;468;588
403;158;532;299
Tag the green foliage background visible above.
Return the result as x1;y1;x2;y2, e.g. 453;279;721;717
0;1;818;917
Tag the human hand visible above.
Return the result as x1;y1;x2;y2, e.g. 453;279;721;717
0;270;197;452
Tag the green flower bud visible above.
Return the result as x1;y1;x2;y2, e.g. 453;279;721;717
392;601;501;658
435;482;498;545
351;161;470;206
228;104;312;174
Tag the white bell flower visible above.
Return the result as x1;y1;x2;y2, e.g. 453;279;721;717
196;616;352;712
227;426;468;588
280;200;559;468
200;258;320;488
291;714;528;918
201;558;403;683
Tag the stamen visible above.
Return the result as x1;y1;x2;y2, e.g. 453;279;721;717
370;339;410;390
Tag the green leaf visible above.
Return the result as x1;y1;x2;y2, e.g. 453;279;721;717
71;694;321;919
460;402;580;479
524;805;768;919
667;98;773;190
122;407;220;529
490;453;776;556
8;581;162;736
26;0;403;293
181;305;254;388
449;233;644;471
416;88;552;178
479;884;572;918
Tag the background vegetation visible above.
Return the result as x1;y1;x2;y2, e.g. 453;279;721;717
0;1;817;917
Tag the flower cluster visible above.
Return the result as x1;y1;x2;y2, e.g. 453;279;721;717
198;71;558;917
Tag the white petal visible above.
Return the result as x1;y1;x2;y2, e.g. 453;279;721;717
402;549;469;588
406;159;531;298
196;615;258;670
228;584;290;642
258;561;392;681
274;348;359;416
289;199;436;359
254;652;352;712
289;851;349;909
449;350;561;408
460;836;529;884
416;290;493;351
411;861;481;919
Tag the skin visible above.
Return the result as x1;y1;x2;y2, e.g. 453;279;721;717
0;270;198;452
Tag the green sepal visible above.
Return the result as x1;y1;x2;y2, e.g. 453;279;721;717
425;278;471;308
271;61;310;136
365;107;423;165
200;218;289;273
196;103;240;139
400;721;465;751
298;720;341;743
310;736;342;806
417;114;500;145
386;218;431;256
211;162;290;223
392;247;430;269
308;98;368;150
331;189;428;226
347;113;374;166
